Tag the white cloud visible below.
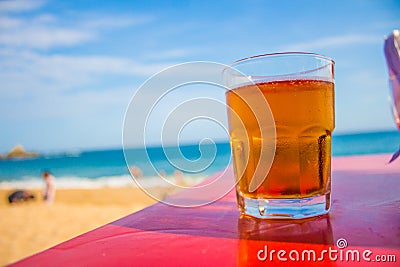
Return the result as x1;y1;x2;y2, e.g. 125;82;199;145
0;0;163;93
0;9;95;49
282;34;381;51
0;0;46;13
0;0;188;151
0;5;153;49
30;53;173;78
0;15;22;27
0;26;95;49
0;49;176;98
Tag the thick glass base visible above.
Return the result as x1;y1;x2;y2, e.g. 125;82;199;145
237;191;331;219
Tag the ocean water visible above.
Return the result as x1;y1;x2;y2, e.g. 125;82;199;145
0;130;399;188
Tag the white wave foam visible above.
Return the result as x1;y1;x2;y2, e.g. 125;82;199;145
0;174;208;189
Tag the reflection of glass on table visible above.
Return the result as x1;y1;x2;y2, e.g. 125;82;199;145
237;214;333;266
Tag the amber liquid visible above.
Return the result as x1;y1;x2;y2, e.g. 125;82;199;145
226;79;334;199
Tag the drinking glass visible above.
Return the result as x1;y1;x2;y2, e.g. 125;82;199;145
224;52;335;219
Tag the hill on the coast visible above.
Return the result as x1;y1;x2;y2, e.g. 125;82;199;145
1;145;39;159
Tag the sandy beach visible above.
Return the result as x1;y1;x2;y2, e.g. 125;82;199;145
0;186;165;266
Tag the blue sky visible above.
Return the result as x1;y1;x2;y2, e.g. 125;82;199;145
0;0;399;152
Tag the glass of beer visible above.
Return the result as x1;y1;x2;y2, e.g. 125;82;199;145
223;52;335;219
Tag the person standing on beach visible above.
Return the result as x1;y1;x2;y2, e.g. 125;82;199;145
42;171;55;204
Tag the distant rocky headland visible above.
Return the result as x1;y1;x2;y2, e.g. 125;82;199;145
0;145;39;159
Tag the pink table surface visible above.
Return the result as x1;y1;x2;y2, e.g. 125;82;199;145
11;154;400;266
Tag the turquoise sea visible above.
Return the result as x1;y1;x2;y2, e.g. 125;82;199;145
0;130;399;188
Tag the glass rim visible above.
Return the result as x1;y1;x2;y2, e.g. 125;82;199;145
228;52;335;67
223;52;335;82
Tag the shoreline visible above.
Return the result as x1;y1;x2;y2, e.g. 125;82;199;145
0;151;397;189
0;174;208;190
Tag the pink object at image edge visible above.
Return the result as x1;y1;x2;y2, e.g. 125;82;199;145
384;29;400;163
